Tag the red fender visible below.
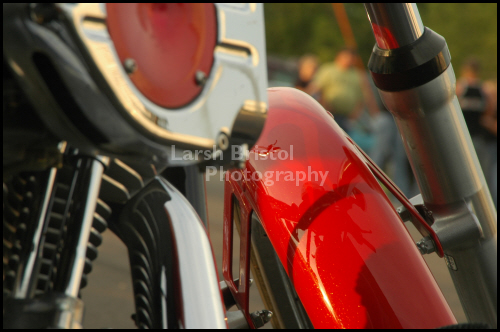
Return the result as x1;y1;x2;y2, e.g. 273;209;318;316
223;87;456;328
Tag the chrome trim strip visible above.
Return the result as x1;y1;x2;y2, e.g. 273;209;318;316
158;177;227;329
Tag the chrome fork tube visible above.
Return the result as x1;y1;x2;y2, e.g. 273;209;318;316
63;158;106;297
365;3;424;49
366;3;497;327
379;67;497;326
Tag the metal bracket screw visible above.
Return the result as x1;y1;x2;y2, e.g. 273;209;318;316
195;71;207;86
123;58;137;74
216;132;229;151
417;236;436;255
250;309;273;328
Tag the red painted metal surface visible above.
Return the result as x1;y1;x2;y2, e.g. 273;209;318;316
345;136;445;257
106;3;217;108
224;87;456;329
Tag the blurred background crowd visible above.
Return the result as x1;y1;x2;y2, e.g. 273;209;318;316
265;3;497;207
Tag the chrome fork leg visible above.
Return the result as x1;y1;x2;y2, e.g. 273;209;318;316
365;3;497;327
61;157;106;297
378;67;497;326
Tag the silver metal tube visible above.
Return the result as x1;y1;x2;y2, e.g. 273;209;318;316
364;3;424;49
158;177;227;329
64;159;105;296
14;168;58;298
379;65;497;327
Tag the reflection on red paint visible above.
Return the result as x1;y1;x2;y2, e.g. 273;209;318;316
226;88;456;328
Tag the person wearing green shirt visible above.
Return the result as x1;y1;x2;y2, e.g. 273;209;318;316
311;48;364;131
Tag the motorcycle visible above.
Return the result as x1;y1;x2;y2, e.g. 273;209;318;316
3;2;497;329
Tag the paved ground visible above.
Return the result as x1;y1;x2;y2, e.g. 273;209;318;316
82;173;466;328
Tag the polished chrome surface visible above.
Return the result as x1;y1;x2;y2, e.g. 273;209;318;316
14;168;57;298
57;3;268;164
64;159;105;297
53;295;85;329
364;3;424;49
158;177;227;329
379;66;489;206
379;65;497;327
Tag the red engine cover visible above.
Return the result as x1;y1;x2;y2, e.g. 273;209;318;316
225;87;456;328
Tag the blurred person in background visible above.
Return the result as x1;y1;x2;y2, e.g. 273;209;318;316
310;48;364;134
457;58;497;207
481;79;497;208
294;54;319;98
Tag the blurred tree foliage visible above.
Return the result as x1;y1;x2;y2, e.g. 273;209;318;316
264;3;497;79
